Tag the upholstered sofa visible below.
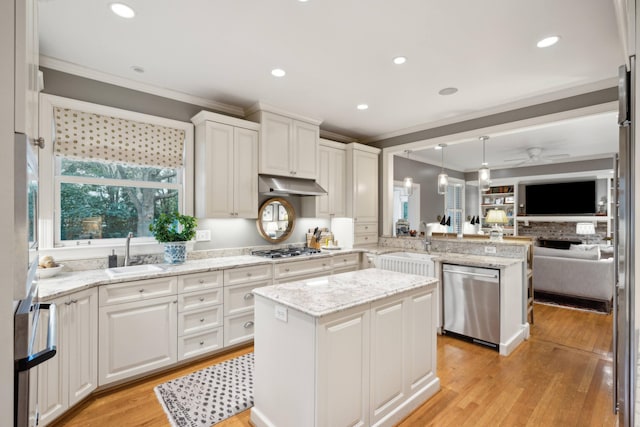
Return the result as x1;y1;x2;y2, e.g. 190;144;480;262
533;245;615;311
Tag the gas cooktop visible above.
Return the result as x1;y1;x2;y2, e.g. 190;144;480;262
252;247;322;259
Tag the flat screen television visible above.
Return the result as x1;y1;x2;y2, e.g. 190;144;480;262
525;181;596;215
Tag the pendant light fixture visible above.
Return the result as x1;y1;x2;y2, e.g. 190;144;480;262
478;136;491;192
402;150;414;196
437;144;448;195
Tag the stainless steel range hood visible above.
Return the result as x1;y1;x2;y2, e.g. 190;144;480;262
258;174;327;196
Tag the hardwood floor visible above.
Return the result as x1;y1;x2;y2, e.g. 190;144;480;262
53;303;616;427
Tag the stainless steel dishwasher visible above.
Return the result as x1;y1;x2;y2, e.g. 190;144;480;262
442;263;500;349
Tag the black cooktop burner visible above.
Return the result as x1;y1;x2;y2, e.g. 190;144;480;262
252;247;322;258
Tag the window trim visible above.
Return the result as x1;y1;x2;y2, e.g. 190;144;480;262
444;178;465;234
39;94;194;251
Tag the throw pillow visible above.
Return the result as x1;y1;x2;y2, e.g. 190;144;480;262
569;244;601;260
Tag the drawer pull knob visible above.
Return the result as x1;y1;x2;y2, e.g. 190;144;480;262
243;321;254;329
198;279;205;284
199;297;205;302
285;268;290;272
199;341;205;346
244;292;254;300
139;289;144;293
200;318;205;322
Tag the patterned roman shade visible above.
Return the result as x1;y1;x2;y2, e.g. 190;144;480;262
53;107;185;168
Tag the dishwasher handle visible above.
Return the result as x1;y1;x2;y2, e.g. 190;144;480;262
442;268;499;280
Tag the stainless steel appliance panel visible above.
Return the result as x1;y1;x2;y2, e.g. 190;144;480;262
443;263;500;347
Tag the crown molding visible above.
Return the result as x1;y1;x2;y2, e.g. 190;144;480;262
319;129;359;144
245;101;323;125
39;55;245;117
364;77;619;144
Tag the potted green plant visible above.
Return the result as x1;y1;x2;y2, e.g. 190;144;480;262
149;212;197;264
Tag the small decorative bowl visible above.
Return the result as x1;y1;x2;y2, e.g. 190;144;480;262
37;264;64;279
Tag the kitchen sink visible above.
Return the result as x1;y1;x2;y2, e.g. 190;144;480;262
105;264;165;278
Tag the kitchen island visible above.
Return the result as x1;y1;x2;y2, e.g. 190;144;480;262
250;268;440;427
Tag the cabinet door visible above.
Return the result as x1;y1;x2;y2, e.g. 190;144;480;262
292;120;319;179
330;148;347;216
353;150;378;222
199;121;235;217
317;307;370;427
406;289;437;392
37;296;67;426
67;289;98;407
316;147;332;217
234;127;259;218
98;296;177;385
15;0;39;136
260;112;292;176
370;296;407;424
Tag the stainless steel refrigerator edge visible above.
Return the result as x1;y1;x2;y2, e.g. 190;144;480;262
616;58;635;426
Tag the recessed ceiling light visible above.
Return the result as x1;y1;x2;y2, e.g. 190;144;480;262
536;36;560;48
438;87;458;96
131;65;145;73
110;3;135;18
393;56;407;65
271;68;286;77
357;104;369;110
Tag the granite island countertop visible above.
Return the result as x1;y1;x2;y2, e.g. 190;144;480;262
252;268;438;317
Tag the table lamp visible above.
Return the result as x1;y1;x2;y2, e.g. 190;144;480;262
576;222;596;244
485;209;508;242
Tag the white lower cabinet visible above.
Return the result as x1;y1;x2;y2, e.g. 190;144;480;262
177;271;224;361
223;264;273;347
273;257;333;284
98;277;178;386
37;288;98;426
331;253;361;274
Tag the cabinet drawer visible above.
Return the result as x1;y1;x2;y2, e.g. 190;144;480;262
274;258;332;280
224;280;271;316
332;253;360;269
224;264;272;286
355;222;377;234
178;270;223;293
274;271;334;285
178;288;223;312
224;313;255;347
99;276;177;306
178;305;222;337
355;233;378;245
178;305;223;336
178;328;224;361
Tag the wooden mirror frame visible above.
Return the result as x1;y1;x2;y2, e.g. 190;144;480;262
256;197;296;243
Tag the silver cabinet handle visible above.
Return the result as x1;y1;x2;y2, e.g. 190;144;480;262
244;292;254;300
139;289;144;293
33;137;45;149
71;299;77;304
199;341;205;346
64;301;72;306
198;279;205;284
243;321;254;329
285;268;290;272
247;272;252;277
199;297;205;302
200;318;205;322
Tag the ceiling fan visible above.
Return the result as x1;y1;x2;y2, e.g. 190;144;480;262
503;147;570;166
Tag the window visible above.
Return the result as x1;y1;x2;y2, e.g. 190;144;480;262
40;94;194;248
56;159;181;241
445;181;464;234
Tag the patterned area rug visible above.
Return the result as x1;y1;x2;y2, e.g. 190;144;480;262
154;352;254;427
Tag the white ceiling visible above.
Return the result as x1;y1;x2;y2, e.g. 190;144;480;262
38;0;624;162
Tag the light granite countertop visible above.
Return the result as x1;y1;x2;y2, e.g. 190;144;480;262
252;268;438;317
37;249;364;300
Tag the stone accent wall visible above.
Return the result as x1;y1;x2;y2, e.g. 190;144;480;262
516;221;608;244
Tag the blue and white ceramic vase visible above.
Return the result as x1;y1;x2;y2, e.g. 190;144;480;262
164;241;187;264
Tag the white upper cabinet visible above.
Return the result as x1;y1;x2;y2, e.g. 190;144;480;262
247;107;320;180
192;111;259;219
302;139;346;218
346;143;380;223
15;0;40;137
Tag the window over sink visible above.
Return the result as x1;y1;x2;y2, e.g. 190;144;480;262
39;94;194;249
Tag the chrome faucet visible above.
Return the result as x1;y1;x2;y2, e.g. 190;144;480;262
124;232;133;266
424;236;432;253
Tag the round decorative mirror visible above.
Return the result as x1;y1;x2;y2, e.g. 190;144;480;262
257;197;296;243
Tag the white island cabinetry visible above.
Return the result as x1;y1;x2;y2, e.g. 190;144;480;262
251;269;439;427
